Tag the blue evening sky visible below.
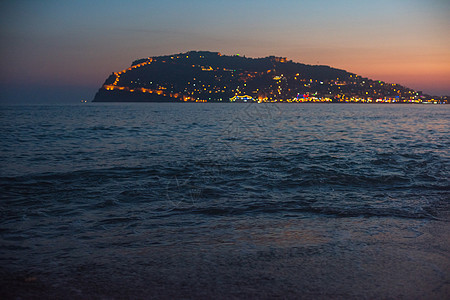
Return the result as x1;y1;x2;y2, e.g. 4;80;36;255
1;0;449;103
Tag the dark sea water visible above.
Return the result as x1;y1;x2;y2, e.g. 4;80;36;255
1;103;449;299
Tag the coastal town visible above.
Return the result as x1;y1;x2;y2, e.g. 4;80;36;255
95;51;448;104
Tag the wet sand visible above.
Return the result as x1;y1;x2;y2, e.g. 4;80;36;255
2;213;449;299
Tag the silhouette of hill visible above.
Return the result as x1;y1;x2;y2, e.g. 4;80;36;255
93;51;445;103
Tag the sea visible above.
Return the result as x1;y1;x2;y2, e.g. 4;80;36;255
1;103;449;299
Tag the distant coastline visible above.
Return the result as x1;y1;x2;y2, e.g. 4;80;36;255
93;51;448;104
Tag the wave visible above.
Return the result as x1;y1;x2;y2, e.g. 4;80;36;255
165;201;438;220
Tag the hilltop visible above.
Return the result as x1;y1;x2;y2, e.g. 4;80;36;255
93;51;446;103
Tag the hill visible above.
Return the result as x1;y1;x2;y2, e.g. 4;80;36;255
93;51;445;103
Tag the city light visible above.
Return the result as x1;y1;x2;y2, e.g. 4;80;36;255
98;51;447;104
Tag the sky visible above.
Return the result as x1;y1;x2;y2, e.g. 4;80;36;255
1;0;449;104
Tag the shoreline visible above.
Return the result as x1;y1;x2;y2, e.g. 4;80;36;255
2;214;448;299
